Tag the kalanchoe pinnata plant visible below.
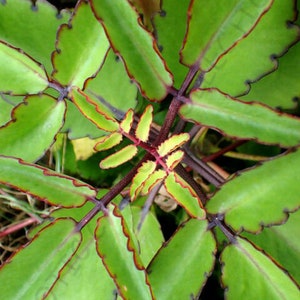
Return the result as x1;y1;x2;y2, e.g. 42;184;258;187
0;0;299;299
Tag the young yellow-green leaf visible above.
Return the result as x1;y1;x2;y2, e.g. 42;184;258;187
135;105;153;142
0;94;65;162
181;0;273;70
90;0;173;101
130;160;157;200
120;109;134;134
180;89;300;147
148;219;216;299
164;172;205;219
52;0;109;89
221;237;300;300
95;204;154;299
165;150;184;170
157;133;190;157
94;132;123;152
100;144;138;169
206;148;300;232
243;210;300;284
71;87;119;132
141;169;167;195
0;41;48;94
0;218;81;299
0;156;96;207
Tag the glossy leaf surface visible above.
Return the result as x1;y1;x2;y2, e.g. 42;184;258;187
0;94;65;162
0;41;48;94
201;0;299;96
148;219;216;299
243;210;300;284
221;237;300;300
52;0;109;89
0;0;70;73
71;88;119;132
100;144;138;169
164;172;205;219
181;0;272;70
206;148;300;232
95;204;154;299
90;0;173;101
180;89;300;147
0;219;81;299
0;156;96;207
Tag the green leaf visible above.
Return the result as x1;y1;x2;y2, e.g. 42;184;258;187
157;133;189;158
90;0;173;101
95;204;154;299
164;172;205;219
0;41;48;94
0;218;81;299
180;89;300;147
148;219;216;299
52;0;109;89
181;0;272;70
135;105;153;142
130;160;157;200
85;49;137;118
154;0;190;88
120;109;134;134
71;87;119;132
0;156;96;207
241;41;300;109
0;94;65;162
221;237;300;300
45;202;116;299
100;144;138;169
94;132;123;152
201;0;299;96
206;148;300;232
0;0;71;73
242;210;300;284
128;206;164;267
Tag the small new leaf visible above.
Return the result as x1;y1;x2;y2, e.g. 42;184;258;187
135;105;153;142
157;133;190;157
120;109;134;134
165;150;184;170
100;144;138;169
94;132;123;152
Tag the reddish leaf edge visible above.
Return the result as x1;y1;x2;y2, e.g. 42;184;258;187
0;155;96;207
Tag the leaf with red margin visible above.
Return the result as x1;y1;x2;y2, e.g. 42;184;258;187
135;104;153;142
180;88;300;147
141;169;167;195
157;133;190;157
120;109;134;134
52;0;109;89
180;0;273;71
0;218;81;299
0;41;48;95
100;144;138;169
90;0;173;101
95;203;154;299
221;237;300;299
130;160;157;200
0;156;96;207
148;219;216;299
164;172;206;219
206;147;300;233
0;94;65;162
71;87;119;132
94;132;123;152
